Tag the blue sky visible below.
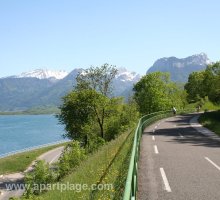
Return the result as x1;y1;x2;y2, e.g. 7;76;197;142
0;0;220;77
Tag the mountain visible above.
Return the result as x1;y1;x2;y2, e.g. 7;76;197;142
8;69;68;80
0;68;140;111
147;53;211;82
113;68;141;96
0;77;54;111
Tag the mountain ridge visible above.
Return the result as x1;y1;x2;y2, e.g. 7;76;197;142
0;53;212;111
4;69;69;80
147;53;211;82
0;68;140;111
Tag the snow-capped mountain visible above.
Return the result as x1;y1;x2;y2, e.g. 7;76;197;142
12;69;68;80
0;67;140;111
116;67;141;82
113;68;141;97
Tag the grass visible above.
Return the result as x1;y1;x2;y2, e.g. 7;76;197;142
199;110;220;136
41;130;134;200
92;130;134;200
185;100;220;112
201;101;220;111
0;142;68;175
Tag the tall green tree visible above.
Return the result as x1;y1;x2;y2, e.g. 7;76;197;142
184;71;206;102
204;62;220;103
185;62;220;104
134;72;186;114
58;64;138;147
58;89;109;141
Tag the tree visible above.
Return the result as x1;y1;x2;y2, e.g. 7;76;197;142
76;63;118;97
58;64;139;147
134;72;186;114
204;62;220;103
184;71;206;102
58;89;109;142
185;62;220;104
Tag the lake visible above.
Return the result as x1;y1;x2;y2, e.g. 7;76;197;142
0;115;65;155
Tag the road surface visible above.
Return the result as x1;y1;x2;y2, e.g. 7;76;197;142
138;113;220;200
0;146;64;200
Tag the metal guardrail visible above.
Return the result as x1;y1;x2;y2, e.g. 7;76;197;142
122;110;181;200
0;139;70;159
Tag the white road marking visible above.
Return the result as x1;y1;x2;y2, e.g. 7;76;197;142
173;125;176;127
154;145;159;154
155;125;158;129
0;175;3;178
179;133;184;138
49;153;61;164
160;168;172;192
152;136;155;141
205;157;220;171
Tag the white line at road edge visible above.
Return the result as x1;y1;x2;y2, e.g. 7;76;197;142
155;125;158;129
152;136;155;141
205;157;220;171
160;168;172;192
154;145;159;154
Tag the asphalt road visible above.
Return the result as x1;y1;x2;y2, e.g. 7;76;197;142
138;114;220;200
0;146;64;200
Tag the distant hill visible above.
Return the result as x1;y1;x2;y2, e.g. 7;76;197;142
0;68;140;111
147;53;211;82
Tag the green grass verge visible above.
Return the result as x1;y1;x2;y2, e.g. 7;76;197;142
199;110;220;136
185;101;220;112
41;130;134;200
0;142;68;175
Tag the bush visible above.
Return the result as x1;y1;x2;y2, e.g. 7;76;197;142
58;141;86;178
24;160;57;197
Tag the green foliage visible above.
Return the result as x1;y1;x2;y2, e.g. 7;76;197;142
199;111;220;136
58;64;139;145
105;99;139;141
58;141;86;178
205;62;220;103
184;98;220;112
40;130;134;200
22;141;86;198
24;160;57;197
93;130;134;200
185;62;220;104
58;89;109;140
134;72;186;114
184;71;206;102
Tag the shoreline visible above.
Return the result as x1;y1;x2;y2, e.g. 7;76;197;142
0;139;69;159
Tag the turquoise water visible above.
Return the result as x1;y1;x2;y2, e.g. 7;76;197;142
0;115;65;155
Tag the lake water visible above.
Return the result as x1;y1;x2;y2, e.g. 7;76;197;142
0;115;65;155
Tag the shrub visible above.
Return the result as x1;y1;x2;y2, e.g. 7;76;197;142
24;160;57;197
58;141;86;178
